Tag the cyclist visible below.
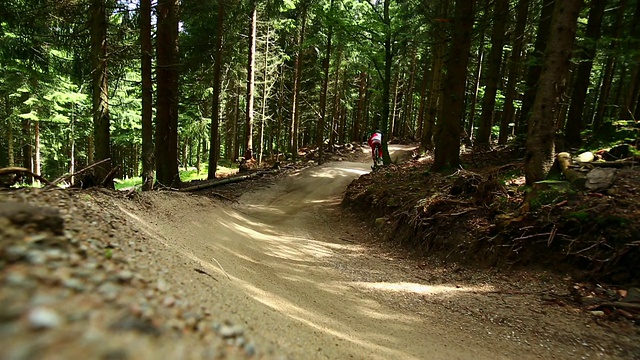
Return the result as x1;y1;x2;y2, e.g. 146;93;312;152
367;130;383;167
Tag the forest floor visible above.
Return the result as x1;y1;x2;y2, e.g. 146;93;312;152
1;144;639;359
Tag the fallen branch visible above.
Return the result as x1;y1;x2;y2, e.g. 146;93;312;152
0;167;53;186
208;192;236;202
48;158;111;187
179;169;278;192
577;160;637;169
589;302;640;312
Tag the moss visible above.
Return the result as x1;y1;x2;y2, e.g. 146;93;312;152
567;211;590;222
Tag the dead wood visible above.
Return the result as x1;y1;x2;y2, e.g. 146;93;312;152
0;167;54;186
48;158;111;187
589;302;640;312
578;160;638;168
555;152;587;188
179;169;278;192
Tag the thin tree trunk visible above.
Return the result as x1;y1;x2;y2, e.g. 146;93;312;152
416;58;430;139
422;0;448;150
91;0;112;187
34;121;40;176
466;44;483;145
330;49;343;150
209;0;225;179
402;51;417;138
5;94;14;167
618;0;640;119
290;6;307;160
476;0;508;148
593;0;627;130
244;0;257;160
275;65;284;159
353;71;367;142
259;22;270;165
518;0;555;135
317;0;334;164
525;0;581;185
141;0;154;190
499;0;530;144
433;0;474;171
564;0;606;148
22;119;32;184
390;71;400;137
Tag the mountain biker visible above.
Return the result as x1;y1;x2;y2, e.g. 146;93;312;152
368;130;383;166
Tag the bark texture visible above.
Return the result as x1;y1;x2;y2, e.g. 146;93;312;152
525;0;582;185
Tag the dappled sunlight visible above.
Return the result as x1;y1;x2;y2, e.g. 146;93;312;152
238;281;421;360
350;281;494;297
309;166;369;179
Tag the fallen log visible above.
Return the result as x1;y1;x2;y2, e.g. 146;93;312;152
590;302;640;312
578;160;638;168
555;152;587;189
179;169;278;192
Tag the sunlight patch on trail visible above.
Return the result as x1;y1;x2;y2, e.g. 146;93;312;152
350;281;494;297
239;281;422;360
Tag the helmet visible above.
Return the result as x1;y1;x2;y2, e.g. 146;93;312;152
374;129;382;134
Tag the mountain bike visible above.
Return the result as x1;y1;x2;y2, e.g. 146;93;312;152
372;143;382;169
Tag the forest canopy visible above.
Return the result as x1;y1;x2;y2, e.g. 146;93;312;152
1;0;639;188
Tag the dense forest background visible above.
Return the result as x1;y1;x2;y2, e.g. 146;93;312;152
1;0;639;189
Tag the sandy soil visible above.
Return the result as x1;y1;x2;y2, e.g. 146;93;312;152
114;146;637;359
2;145;637;359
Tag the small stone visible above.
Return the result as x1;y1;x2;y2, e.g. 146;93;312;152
156;277;170;292
589;311;605;316
26;251;47;265
163;296;176;307
62;278;86;292
219;325;243;338
28;307;62;329
117;270;134;283
4;245;28;262
244;343;256;357
97;281;120;301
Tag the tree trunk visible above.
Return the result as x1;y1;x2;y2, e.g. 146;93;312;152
402;51;417;138
564;0;606;148
618;0;640;119
275;65;284;159
34;121;40;176
593;0;627;130
466;24;484;145
518;0;555;135
209;0;225;179
5;94;14;167
21;119;32;184
433;0;474;171
244;0;257;161
155;0;180;188
476;0;509;148
259;21;270;165
317;0;334;164
525;0;581;185
91;0;112;187
380;0;392;164
416;57;430;139
290;6;307;160
499;0;530;144
353;71;367;142
141;0;154;190
422;0;448;151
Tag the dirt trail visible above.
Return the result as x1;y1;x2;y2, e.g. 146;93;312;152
116;146;634;359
